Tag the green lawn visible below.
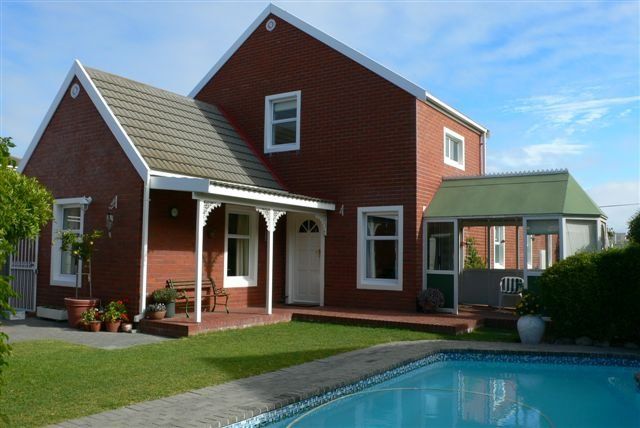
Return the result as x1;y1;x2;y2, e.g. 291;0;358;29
0;321;517;427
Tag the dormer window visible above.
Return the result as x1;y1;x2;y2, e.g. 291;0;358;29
264;91;301;153
443;127;465;170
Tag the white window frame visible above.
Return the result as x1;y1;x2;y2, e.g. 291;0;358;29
493;226;505;269
357;205;403;291
443;127;465;170
50;198;86;287
526;234;533;269
223;204;259;288
264;90;301;153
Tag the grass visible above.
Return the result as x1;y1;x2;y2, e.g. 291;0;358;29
0;321;516;427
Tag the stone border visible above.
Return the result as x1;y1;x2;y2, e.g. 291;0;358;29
52;341;640;427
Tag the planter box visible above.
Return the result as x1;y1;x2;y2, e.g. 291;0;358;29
1;309;26;320
36;306;68;321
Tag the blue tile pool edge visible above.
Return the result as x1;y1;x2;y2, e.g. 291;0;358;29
228;350;640;428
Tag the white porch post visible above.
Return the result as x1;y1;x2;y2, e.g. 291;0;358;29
194;199;221;323
257;208;286;315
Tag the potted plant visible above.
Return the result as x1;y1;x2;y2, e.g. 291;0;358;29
120;313;133;333
152;288;179;318
516;291;545;344
145;303;167;320
101;300;127;333
80;307;101;332
60;229;103;328
417;288;445;313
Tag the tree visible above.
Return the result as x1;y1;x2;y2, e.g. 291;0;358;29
0;137;53;387
464;237;486;269
628;209;640;244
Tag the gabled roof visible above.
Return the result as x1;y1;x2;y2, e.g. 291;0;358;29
85;67;283;190
189;4;488;135
426;170;605;219
19;61;284;191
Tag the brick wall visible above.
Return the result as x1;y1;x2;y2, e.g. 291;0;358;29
146;190;287;309
195;14;421;310
22;77;144;313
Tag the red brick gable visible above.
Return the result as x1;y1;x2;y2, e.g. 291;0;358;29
22;77;144;313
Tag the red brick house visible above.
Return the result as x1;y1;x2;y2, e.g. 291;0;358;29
17;5;605;320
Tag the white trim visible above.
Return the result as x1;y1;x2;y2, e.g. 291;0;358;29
19;60;150;181
149;174;210;193
356;205;403;291
187;4;488;136
264;91;301;153
493;226;505;269
223;205;259;288
443;127;465;170
206;184;335;211
423;217;459;314
50;198;88;287
138;176;150;314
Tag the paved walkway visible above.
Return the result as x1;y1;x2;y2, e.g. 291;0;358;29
52;340;640;427
1;317;168;349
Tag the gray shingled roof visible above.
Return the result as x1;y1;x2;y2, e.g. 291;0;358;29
85;67;283;190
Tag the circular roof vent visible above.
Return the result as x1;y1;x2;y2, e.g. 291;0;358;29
265;18;276;32
70;83;80;99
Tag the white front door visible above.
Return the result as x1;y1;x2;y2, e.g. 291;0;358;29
292;219;322;304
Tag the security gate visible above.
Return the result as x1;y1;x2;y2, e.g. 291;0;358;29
8;238;38;312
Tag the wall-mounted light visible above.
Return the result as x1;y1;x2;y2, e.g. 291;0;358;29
106;195;117;238
169;207;179;218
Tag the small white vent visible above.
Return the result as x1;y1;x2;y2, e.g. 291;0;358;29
265;18;276;32
70;83;80;99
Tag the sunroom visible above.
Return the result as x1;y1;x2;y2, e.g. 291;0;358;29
423;170;607;314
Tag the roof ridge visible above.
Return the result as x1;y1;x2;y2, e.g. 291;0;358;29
443;169;569;181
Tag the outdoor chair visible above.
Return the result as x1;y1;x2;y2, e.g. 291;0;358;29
498;276;524;309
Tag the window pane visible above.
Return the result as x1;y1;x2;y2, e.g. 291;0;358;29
227;238;250;276
527;219;559;235
273;99;297;120
445;138;451;158
273;122;297;145
566;220;597;256
367;215;397;237
366;240;397;279
527;233;559;270
60;250;76;275
63;207;81;230
228;213;249;235
427;222;454;271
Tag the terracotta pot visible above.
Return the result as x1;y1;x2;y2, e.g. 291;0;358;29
148;311;166;320
88;321;101;332
65;297;99;328
104;320;121;333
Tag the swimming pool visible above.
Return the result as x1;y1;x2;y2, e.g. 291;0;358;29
234;352;640;428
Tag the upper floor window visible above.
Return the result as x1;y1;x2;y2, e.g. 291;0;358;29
264;91;301;153
443;127;465;170
51;198;87;286
493;226;505;269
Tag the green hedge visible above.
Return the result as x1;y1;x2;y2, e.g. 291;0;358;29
539;244;640;341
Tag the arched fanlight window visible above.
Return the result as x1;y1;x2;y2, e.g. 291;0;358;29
299;220;319;233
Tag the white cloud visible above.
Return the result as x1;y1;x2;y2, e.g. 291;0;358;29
587;181;640;232
488;138;587;171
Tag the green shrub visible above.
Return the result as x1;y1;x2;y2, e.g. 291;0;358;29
628;209;640;244
152;288;178;304
540;244;640;341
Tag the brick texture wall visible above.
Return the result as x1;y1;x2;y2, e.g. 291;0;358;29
195;14;420;310
193;14;485;311
22;77;144;313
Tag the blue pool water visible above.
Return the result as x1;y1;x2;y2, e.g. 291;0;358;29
247;353;640;428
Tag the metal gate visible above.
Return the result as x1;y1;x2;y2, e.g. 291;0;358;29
8;238;38;311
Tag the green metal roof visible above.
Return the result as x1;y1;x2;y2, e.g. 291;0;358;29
86;67;283;190
426;171;605;219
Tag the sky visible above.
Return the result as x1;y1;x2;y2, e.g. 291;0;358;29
1;0;639;231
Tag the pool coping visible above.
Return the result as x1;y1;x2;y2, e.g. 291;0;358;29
52;340;640;428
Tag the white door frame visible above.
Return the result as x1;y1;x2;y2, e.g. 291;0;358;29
286;212;325;306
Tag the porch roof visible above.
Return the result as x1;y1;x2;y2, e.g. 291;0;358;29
85;67;283;190
425;170;605;219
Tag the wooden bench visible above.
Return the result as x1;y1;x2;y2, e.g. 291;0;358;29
166;278;230;316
